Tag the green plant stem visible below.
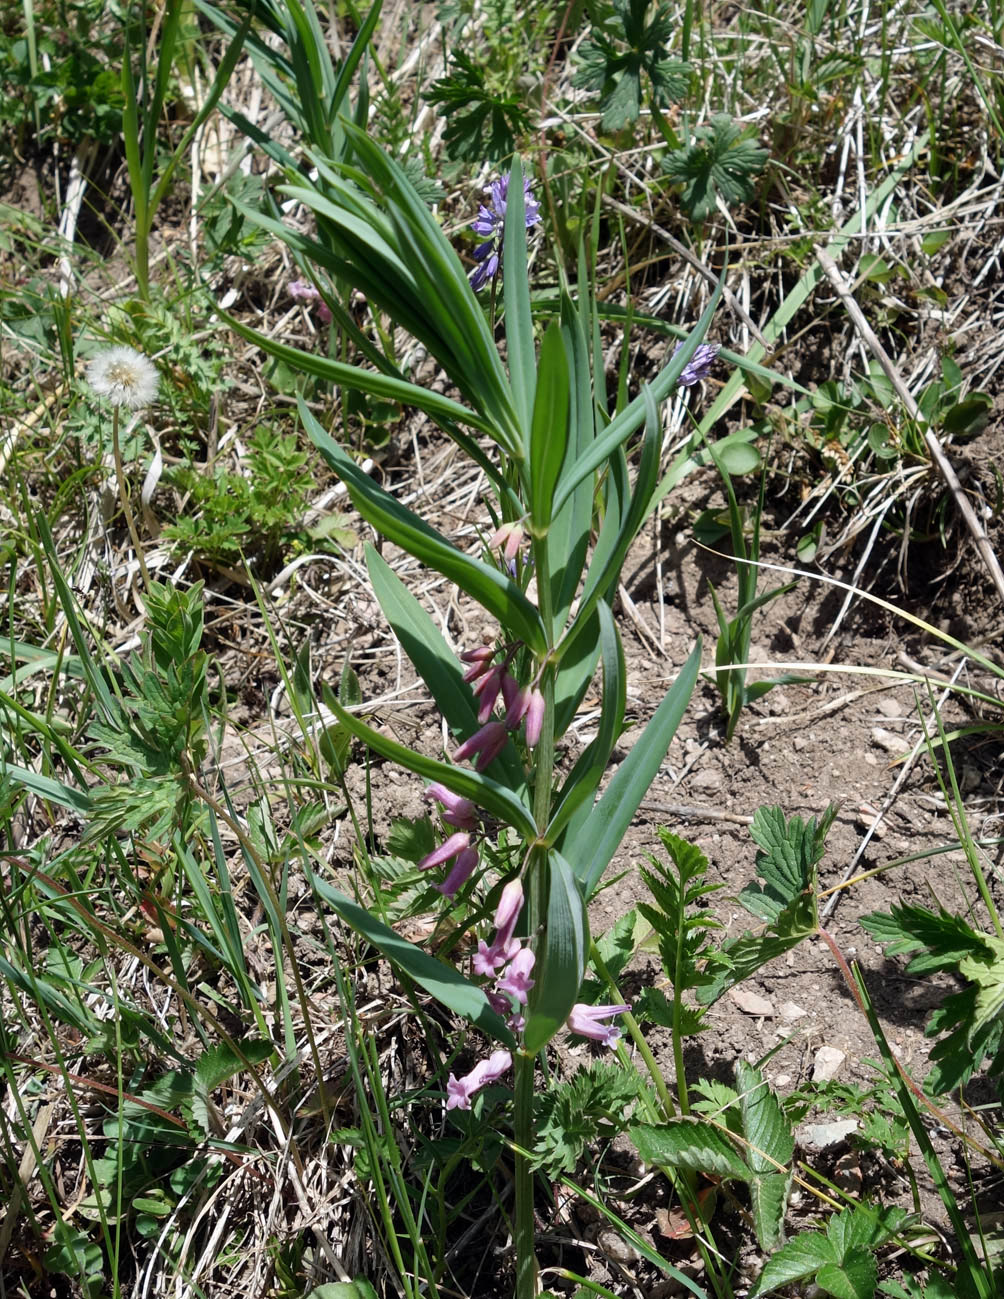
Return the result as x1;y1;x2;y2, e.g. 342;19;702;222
853;962;995;1299
589;941;676;1118
512;1051;537;1299
110;407;152;593
513;539;558;1299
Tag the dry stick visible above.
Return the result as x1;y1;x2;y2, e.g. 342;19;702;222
814;244;1004;606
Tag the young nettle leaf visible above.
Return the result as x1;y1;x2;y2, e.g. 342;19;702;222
860;903;1004;1093
663;114;769;221
749;1203;910;1298
426;50;534;160
737;1062;793;1252
574;0;689;131
698;805;836;1004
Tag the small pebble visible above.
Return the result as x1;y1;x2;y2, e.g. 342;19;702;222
730;987;774;1017
812;1045;846;1082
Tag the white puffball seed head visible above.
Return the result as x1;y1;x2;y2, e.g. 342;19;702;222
87;346;159;410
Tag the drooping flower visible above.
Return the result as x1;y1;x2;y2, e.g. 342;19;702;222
418;831;471;872
504;683;531;731
461;645;496;683
524;687;546;748
496;947;536;1005
433;846;479;899
473;879;524;976
469;173;542;291
289;278;332;324
453;721;508;771
673;341;720;387
423;782;478;831
473;665;506;722
490;521;524;563
445;1048;513;1111
566;1002;631;1047
86;346;159;410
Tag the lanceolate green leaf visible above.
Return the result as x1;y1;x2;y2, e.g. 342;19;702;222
550;276;724;517
523;851;588;1054
528;320;569;532
569;639;702;898
551;608;602;743
343;125;522;453
301;404;547;655
321;691;535;839
555;385;661;665
307;871;514;1047
504;156;536;442
365;545;526;793
551;291;595;627
220;306;491;437
548;601;625;844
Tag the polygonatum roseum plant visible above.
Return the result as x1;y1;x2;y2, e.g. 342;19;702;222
221;129;723;1298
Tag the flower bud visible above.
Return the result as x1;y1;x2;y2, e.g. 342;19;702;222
524;687;545;748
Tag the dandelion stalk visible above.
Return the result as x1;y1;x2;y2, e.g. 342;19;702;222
109;406;152;593
86;346;159;593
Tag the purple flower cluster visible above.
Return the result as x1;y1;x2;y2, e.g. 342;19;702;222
442;876;631;1110
469;173;542;291
672;340;719;387
415;640;545;899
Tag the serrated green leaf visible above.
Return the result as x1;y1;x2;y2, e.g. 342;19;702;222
737;1062;793;1250
524;851;589;1054
306;871;513;1046
749;1231;835;1297
737;1062;794;1172
739;804;834;923
698;896;818;1004
663;115;769;222
426;50;533;161
630;1121;750;1181
191;1039;272;1136
860;904;990;970
816;1249;877;1299
958;937;1004;1034
828;1203;909;1259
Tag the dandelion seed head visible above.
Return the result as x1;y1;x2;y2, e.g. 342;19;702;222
87;346;159;410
